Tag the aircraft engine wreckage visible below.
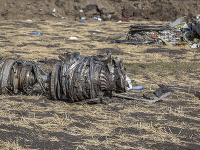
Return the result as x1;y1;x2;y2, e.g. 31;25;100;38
0;52;173;103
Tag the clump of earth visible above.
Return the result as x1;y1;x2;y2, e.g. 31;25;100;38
0;0;199;21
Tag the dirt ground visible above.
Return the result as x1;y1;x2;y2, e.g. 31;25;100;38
0;0;200;22
0;19;199;150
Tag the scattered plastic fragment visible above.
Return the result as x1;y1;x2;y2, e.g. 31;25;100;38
95;29;101;32
191;43;199;48
126;76;143;90
182;23;192;31
52;8;57;17
52;8;66;18
69;36;78;40
31;32;43;35
81;17;86;23
133;85;143;90
196;14;200;20
126;75;132;90
26;19;32;22
94;17;103;21
52;8;56;13
107;14;112;20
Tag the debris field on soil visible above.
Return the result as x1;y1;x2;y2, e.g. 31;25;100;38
0;0;200;149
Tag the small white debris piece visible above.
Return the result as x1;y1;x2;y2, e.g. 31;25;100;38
107;14;112;19
196;14;200;20
52;8;56;13
191;43;199;48
26;19;32;22
69;36;78;40
126;75;133;90
182;23;191;30
95;29;101;32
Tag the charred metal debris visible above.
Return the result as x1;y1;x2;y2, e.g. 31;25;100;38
0;52;172;104
115;16;200;48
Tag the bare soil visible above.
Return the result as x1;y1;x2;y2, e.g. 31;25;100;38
0;19;199;150
0;0;200;22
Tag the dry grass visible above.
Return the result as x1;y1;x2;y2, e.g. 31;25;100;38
0;20;199;149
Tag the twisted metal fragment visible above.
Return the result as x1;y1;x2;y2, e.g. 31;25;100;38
0;52;128;103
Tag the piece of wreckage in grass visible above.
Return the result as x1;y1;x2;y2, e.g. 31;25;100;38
114;16;200;48
115;17;184;45
49;52;128;104
0;52;172;103
0;52;126;104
